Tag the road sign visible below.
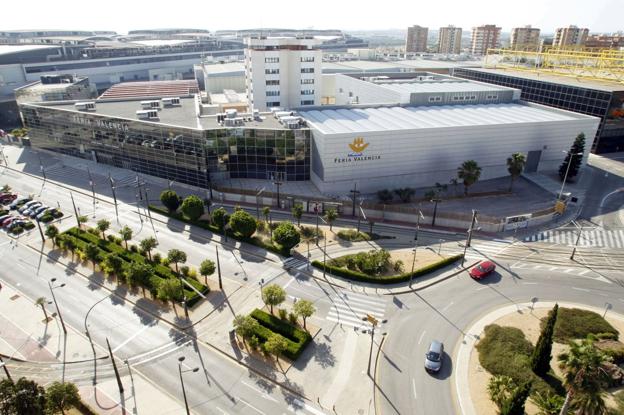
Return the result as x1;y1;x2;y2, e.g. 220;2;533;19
554;200;566;214
365;314;378;326
504;213;532;231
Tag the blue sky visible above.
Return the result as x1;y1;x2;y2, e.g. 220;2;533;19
5;0;621;34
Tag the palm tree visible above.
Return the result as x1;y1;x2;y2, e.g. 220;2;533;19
139;237;158;261
96;219;110;239
324;208;338;231
262;206;271;223
119;225;133;249
167;249;187;274
507;153;527;192
291;204;303;226
558;337;611;415
457;160;482;196
45;225;59;248
35;297;48;321
102;253;125;285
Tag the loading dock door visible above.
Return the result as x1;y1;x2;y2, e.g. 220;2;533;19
525;150;542;173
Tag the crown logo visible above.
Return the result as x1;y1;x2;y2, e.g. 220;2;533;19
349;137;369;153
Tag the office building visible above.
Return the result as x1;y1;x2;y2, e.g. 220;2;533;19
14;74;95;105
510;26;541;50
585;33;624;49
453;67;624;153
553;26;589;47
405;26;429;53
471;25;501;55
438;26;462;54
245;37;323;111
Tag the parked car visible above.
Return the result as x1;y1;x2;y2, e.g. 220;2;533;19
8;220;29;231
35;207;53;220
469;261;496;280
0;214;11;223
9;197;31;210
28;206;48;218
18;200;40;213
0;193;17;204
21;204;43;216
2;216;23;228
424;340;444;373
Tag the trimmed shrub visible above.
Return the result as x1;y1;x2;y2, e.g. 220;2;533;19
129;245;139;253
272;222;300;250
549;308;618;343
181;195;204;221
11;225;24;235
278;308;288;320
24;222;35;230
249;308;312;360
228;210;257;238
160;190;182;213
312;254;463;285
153;252;162;264
336;229;371;242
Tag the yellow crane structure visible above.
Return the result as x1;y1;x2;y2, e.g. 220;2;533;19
484;47;624;84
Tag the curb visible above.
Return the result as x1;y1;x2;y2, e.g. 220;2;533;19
373;333;387;415
383;260;479;295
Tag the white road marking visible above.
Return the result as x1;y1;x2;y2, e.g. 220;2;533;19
112;325;150;352
238;397;266;415
283;277;296;290
572;287;590;292
418;331;426;345
475;286;488;291
441;301;454;312
241;381;278;402
291;398;326;415
412;378;417;399
215;407;227;415
521;282;538;285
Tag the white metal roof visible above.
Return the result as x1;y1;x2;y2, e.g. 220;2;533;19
300;104;583;135
377;81;508;94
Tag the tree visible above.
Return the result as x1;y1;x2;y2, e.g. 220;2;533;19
449;178;459;196
0;377;46;415
293;300;315;330
211;207;229;230
324;208;338;231
125;262;154;295
61;237;76;260
102;253;125;284
377;189;393;203
35;297;48;321
261;284;286;314
272;222;300;250
558;337;611;415
181;195;204;221
77;215;88;228
487;375;517;410
500;381;531;415
394;187;415;203
96;219;110;239
160;190;182;213
291;204;304;226
167;249;187;273
262;206;271;223
84;243;100;269
531;391;565;415
46;381;80;415
1;184;11;192
119;225;133;249
507;153;527;192
457;160;482;196
264;334;288;363
45;225;59;248
531;304;558;376
199;259;215;285
233;314;259;342
559;133;586;182
157;278;182;310
228;210;257;238
139;237;158;261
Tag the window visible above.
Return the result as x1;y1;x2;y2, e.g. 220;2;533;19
267;101;280;107
301;68;314;74
266;80;280;86
428;96;442;102
300;57;315;62
266;91;280;97
301;89;314;95
300;100;314;105
301;79;314;85
265;69;279;75
265;57;279;63
486;94;499;100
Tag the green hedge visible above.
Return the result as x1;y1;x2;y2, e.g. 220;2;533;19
149;204;290;257
312;254;463;284
548;307;619;343
249;308;312;360
63;227;208;307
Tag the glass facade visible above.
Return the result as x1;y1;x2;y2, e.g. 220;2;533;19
453;68;624;153
20;105;310;188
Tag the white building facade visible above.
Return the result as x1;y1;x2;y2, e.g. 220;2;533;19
470;25;501;55
245;37;323;111
438;26;463;54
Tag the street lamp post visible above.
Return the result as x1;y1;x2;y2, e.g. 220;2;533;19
431;198;441;227
0;355;12;381
48;278;67;334
215;246;223;290
462;210;478;266
570;222;583;260
106;338;124;394
558;151;584;201
350;182;360;218
177;356;199;415
409;210;424;287
70;192;80;228
87;167;96;214
323;231;327;279
272;173;283;209
108;174;119;221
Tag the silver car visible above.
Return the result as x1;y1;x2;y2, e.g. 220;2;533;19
424;340;444;373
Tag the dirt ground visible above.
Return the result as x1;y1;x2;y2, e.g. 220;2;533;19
388;249;445;274
468;307;624;414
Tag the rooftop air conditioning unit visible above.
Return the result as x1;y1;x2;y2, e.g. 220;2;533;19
270;107;283;114
75;102;96;111
161;97;181;106
225;109;237;119
141;100;161;109
274;111;293;119
136;110;159;120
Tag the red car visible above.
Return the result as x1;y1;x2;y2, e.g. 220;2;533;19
470;261;496;280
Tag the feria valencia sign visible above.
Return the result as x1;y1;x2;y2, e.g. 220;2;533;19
72;115;129;132
334;137;381;164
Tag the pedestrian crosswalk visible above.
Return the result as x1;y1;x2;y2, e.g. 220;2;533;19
326;291;386;329
460;239;514;259
282;257;308;270
525;228;624;249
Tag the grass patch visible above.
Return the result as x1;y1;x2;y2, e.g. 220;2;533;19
62;227;208;307
547;307;618;343
249;308;312;360
336;229;394;242
476;324;560;396
149;205;290;257
312;254;462;284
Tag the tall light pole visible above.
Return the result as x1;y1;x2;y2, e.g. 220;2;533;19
215;246;223;290
37;153;46;181
570;221;583;260
106;338;124;394
462;210;478;266
350;182;360;217
558;151;584;201
272;172;283;209
87;167;96;215
48;278;67;334
109;174;119;221
177;356;199;415
431;198;441;227
409;210;424;287
322;230;327;279
70;192;80;228
0;355;12;381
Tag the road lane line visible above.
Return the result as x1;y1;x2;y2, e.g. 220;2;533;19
238;397;267;415
112;325;150;352
441;301;454;312
241;381;278;402
418;331;426;345
572;287;590;292
292;398;326;415
579;270;590;276
521;282;538;285
283;277;296;290
412;378;417;399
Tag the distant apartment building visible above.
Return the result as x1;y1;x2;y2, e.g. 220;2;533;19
471;25;501;55
405;26;429;53
438;26;462;54
585;33;624;49
553;26;589;47
510;26;541;50
245;37;323;111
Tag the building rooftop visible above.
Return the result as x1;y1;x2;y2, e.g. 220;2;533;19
459;67;624;92
299;103;592;135
98;80;200;99
0;45;59;56
377;80;510;95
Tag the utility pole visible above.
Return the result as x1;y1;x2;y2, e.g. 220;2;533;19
35;219;45;243
0;355;12;381
322;231;327;279
462;210;478;266
109;174;119;221
37;153;46;181
570;222;583;260
106;338;124;394
48;279;67;334
315;203;320;245
70;192;80;228
431;198;441;227
87;167;96;215
366;315;378;377
350;182;360;217
409;210;424;287
215;246;223;290
273;173;283;209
